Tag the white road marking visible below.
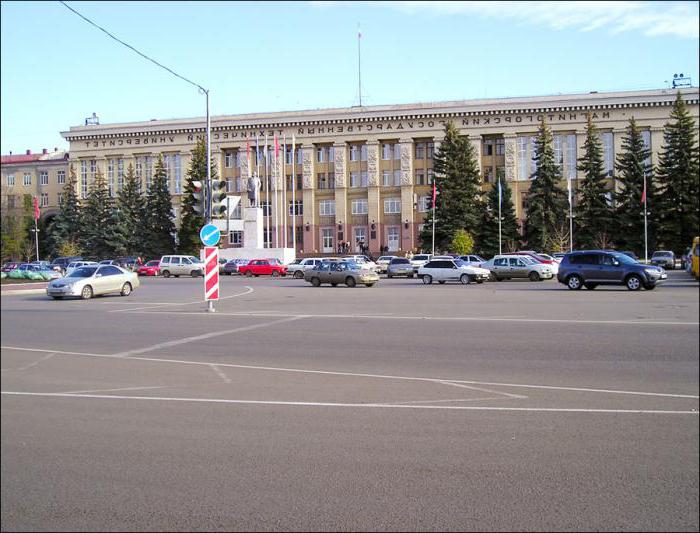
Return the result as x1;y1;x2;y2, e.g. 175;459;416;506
1;345;697;399
1;391;697;415
58;385;166;394
435;380;528;399
209;364;231;384
109;286;254;312
111;315;307;357
0;352;55;372
115;309;699;327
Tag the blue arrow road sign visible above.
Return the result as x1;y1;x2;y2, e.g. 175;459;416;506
199;224;221;246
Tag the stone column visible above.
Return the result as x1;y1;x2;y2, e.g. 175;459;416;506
333;143;347;248
399;139;415;252
503;134;517;182
469;135;482;174
302;146;316;253
239;146;251;208
650;127;664;169
366;141;381;253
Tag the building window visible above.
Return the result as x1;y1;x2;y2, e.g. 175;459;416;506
80;161;88;198
226;178;233;193
483;167;493;183
415;170;425;186
163;154;171;191
57;193;63;205
351;198;368;215
23;173;31;186
483;139;494;156
360;144;368;161
40;192;49;207
319;199;335;216
641;130;651;167
360;171;368;187
418;195;431;212
7;174;15;186
600;132;613;176
393;169;401;186
316;147;324;163
57;170;65;184
90;159;97;178
384;197;401;214
230;201;242;219
517;137;527;180
135;159;142;179
427;142;434;159
108;159;115;197
145;156;153;190
117;158;124;192
317;173;326;189
382;170;391;187
321;228;334;252
328;172;335;189
381;143;391;160
174;154;182;193
229;230;243;247
225;152;234;168
261;201;271;217
553;135;563;167
566;134;576;180
349;145;359;162
530;136;538;177
427;169;434;184
495;138;505;156
351;172;361;188
289;200;303;216
39;171;48;186
7;195;16;208
415;143;425;159
393;143;401;160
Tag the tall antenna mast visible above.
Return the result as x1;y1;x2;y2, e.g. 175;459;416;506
357;23;362;107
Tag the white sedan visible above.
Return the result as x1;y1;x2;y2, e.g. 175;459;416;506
46;264;140;300
418;258;491;285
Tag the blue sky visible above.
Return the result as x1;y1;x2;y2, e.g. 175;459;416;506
1;1;698;154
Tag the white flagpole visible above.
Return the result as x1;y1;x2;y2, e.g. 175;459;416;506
567;174;573;252
282;134;288;248
291;134;296;252
498;179;502;255
643;172;648;263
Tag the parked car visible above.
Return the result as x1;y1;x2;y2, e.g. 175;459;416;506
51;256;83;274
137;260;161;276
99;260;121;266
222;258;250;276
487;255;554;281
418;258;491;285
30;260;52;270
46;264;140;300
557;250;667;291
650;250;675;270
238;258;288;277
304;260;379;287
159;255;204;278
376;255;397;273
458;255;487;267
65;261;98;275
387;257;415;278
287;258;324;279
343;255;378;272
513;251;559;275
2;262;20;273
551;252;566;263
410;254;433;272
116;256;139;270
34;267;62;280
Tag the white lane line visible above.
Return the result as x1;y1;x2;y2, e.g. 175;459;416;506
1;344;697;399
111;315;308;357
209;365;231;384
58;385;166;394
435;380;528;399
114;309;699;327
0;352;56;372
1;391;697;414
389;397;501;405
110;286;254;312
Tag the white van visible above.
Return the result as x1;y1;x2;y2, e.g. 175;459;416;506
159;255;204;278
65;261;98;276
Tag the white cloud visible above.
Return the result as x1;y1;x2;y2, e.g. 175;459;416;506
316;1;699;39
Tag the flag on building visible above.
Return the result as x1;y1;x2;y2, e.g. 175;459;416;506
274;135;280;158
567;175;572;206
498;179;502;209
33;196;40;221
641;174;647;205
432;180;437;210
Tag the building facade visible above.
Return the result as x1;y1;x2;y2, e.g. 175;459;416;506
10;87;696;255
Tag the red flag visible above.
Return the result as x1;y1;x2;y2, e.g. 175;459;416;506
32;196;40;221
641;176;647;205
274;135;280;158
432;181;437;210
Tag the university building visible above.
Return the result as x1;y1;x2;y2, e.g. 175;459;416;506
2;87;698;255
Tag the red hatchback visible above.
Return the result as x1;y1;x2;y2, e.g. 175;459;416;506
513;251;554;265
238;259;287;277
137;260;161;276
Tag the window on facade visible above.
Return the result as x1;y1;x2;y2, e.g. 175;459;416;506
641;130;652;167
316;147;324;163
57;193;63;205
415;143;425;159
117;158;124;192
90;160;97;178
319;199;335;216
351;199;368;215
384;197;401;214
289;200;303;216
517;137;528;180
360;171;368;187
328;172;335;189
495;138;505;156
229;230;243;247
418;195;431;212
349;145;359;161
226;178;233;193
7;195;16;208
393;169;402;186
225;152;234;168
553;135;563;167
566;134;576;180
351;172;360;188
393;143;401;160
7;174;15;186
173;154;182;193
39;171;48;186
415;170;425;185
427;169;434;184
40;192;49;207
381;144;391;160
108;159;115;197
382;170;391;187
530;136;538;177
230;202;242;219
57;170;65;184
80;161;88;199
23;173;31;186
483;139;494;156
360;144;368;161
483;167;493;183
261;201;271;217
317;173;327;189
600;132;614;176
427;142;434;159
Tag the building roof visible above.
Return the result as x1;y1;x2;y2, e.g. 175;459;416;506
1;150;69;166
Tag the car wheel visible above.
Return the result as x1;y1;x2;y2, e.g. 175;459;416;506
584;283;597;290
311;277;321;287
162;270;171;278
294;270;304;279
331;283;338;287
476;279;483;284
272;270;280;277
345;276;357;288
626;274;642;291
460;274;470;285
120;282;132;296
567;274;583;290
190;270;199;278
529;271;540;282
81;285;93;300
366;283;375;287
245;270;253;277
422;275;432;285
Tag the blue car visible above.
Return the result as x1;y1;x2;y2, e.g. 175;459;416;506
557;250;667;291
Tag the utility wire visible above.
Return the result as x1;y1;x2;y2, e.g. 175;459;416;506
58;0;206;93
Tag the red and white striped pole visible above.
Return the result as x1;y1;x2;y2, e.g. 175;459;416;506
204;246;219;311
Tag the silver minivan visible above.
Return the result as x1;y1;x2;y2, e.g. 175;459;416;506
159;255;204;277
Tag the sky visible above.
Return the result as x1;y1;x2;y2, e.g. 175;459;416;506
1;0;698;155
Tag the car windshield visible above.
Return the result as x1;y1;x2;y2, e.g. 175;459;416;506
414;255;429;261
189;256;203;263
68;267;98;278
614;253;638;265
392;258;410;264
652;252;672;258
146;261;159;266
521;257;538;264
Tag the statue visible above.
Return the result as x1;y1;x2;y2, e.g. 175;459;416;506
247;173;261;207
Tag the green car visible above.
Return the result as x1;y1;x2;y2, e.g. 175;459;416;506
304;261;379;288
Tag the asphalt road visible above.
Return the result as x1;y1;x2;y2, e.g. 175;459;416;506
1;271;698;531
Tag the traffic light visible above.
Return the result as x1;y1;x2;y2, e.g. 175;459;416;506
192;180;206;216
211;180;228;218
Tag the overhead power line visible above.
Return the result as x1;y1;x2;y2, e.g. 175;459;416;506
58;0;206;93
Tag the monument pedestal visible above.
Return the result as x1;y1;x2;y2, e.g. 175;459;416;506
243;207;264;250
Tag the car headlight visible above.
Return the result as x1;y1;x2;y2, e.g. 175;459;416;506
644;267;661;274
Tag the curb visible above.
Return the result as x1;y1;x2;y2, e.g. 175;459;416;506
0;289;48;296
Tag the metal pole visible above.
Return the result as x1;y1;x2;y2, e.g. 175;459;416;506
498;201;502;256
291;137;296;253
34;220;39;261
643;172;649;263
282;136;287;248
205;89;214;313
569;201;573;252
431;204;436;256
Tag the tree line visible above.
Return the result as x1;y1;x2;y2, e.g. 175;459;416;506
420;92;699;257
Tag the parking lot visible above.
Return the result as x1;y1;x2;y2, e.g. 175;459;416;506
2;272;698;531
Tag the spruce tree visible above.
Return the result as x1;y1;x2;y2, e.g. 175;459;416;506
655;92;700;254
575;114;615;249
143;155;176;258
477;179;520;257
117;163;147;257
178;139;212;255
614;117;654;255
524;118;567;251
419;121;483;252
49;165;83;255
81;170;119;259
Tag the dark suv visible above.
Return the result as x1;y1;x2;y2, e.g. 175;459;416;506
557;250;667;291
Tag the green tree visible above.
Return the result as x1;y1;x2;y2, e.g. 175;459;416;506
614;117;654;255
575;114;615;249
117;163;146;256
524;118;568;251
143;155;176;258
178;139;213;255
1;204;25;262
655;92;700;254
81;171;122;259
50;165;83;255
451;229;474;255
419;121;483;252
477;178;520;257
